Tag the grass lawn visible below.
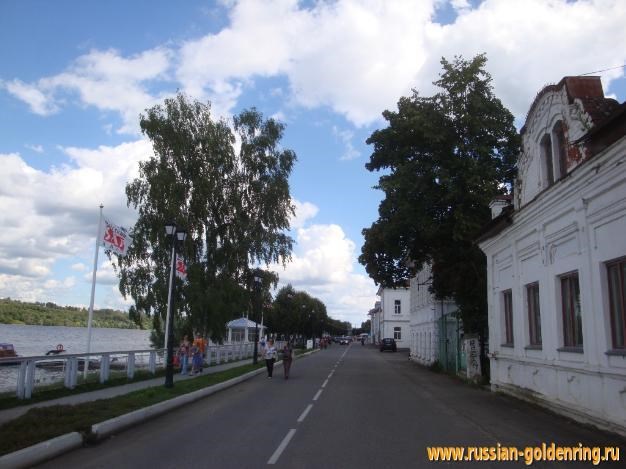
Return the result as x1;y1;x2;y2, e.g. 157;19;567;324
0;362;264;456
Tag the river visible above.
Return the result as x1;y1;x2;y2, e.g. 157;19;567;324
0;324;153;357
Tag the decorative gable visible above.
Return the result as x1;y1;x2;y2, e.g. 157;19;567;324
515;77;619;209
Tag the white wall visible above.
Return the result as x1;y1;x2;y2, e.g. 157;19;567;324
481;136;626;436
378;287;410;348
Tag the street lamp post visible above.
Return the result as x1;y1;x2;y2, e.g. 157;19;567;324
164;222;187;388
252;274;262;365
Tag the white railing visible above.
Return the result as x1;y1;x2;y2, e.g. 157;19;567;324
0;343;258;400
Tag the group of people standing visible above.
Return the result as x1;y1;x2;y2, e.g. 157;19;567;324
177;334;206;375
261;339;293;379
175;334;295;380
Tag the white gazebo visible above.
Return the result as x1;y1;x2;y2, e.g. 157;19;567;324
225;317;265;343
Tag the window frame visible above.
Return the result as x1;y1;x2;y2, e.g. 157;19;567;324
502;289;514;346
393;327;401;340
607;257;626;350
526;282;542;347
560;272;583;349
394;299;401;314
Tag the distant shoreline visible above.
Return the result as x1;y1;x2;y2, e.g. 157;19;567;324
0;299;144;330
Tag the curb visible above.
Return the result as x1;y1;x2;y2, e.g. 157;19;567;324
0;365;268;466
0;432;83;469
91;366;267;440
0;350;318;466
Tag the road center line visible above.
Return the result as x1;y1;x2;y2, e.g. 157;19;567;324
313;389;323;401
327;372;333;379
297;404;313;423
321;378;329;388
267;429;297;465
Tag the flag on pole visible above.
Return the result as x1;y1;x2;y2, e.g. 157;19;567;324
175;254;187;281
102;219;131;256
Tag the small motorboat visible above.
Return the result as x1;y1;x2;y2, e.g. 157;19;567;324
0;343;20;366
45;344;66;355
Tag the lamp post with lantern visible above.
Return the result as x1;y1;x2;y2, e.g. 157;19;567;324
252;274;262;365
164;221;187;388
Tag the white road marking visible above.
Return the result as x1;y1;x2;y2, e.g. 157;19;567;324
321;379;329;388
327;372;334;379
297;404;313;423
267;429;297;465
313;389;323;401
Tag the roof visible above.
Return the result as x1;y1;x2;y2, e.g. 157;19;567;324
226;317;265;329
520;76;619;136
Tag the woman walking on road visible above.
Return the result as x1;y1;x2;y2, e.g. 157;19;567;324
281;341;293;380
264;338;277;378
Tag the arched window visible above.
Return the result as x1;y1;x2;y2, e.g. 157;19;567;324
540;134;554;187
553;121;568;179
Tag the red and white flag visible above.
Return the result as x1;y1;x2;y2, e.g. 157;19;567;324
175;254;187;281
102;219;131;257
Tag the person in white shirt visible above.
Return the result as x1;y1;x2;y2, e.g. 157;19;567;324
263;338;277;378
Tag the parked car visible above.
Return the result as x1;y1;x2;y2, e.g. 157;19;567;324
379;338;397;352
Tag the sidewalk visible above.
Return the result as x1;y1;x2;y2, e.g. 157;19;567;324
0;358;254;426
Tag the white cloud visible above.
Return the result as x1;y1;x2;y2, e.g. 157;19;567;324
6;1;625;129
25;144;44;153
2;79;59;115
332;126;361;161
175;0;626;127
274;222;377;326
0;140;150;304
5;48;172;133
290;199;319;229
71;263;87;272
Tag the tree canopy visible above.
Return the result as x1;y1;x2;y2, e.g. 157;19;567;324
267;285;349;338
115;93;296;344
359;54;519;334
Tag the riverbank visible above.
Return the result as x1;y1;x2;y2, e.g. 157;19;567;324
0;298;140;329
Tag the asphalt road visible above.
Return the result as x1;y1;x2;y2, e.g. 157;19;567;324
39;344;625;468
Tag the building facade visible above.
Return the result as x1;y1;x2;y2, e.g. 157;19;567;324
478;76;626;435
376;286;411;348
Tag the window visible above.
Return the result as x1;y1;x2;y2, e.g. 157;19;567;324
526;282;542;346
561;272;583;348
553;121;568;180
502;290;514;346
607;258;626;349
394;299;401;314
540;134;555;187
394;327;401;340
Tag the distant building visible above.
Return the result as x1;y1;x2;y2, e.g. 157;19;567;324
409;262;457;366
478;76;626;436
376;286;410;348
369;301;381;344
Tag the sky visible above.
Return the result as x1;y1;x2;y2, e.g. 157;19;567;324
1;0;625;329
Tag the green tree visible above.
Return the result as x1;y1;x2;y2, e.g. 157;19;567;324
360;54;519;336
267;285;330;338
116;93;296;345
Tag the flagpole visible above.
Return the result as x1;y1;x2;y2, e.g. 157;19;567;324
85;204;104;378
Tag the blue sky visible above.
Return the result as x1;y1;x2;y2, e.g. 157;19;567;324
1;0;625;327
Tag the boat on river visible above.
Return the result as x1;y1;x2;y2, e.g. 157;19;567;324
0;343;20;365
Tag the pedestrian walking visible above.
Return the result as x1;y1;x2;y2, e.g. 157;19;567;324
263;338;277;378
281;340;293;379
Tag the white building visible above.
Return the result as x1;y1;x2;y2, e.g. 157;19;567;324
409;263;457;365
369;301;381;344
478;76;626;436
376;286;411;348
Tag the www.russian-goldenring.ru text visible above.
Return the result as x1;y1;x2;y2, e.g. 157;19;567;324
426;443;620;465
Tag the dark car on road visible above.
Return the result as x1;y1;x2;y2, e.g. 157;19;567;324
379;338;397;352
